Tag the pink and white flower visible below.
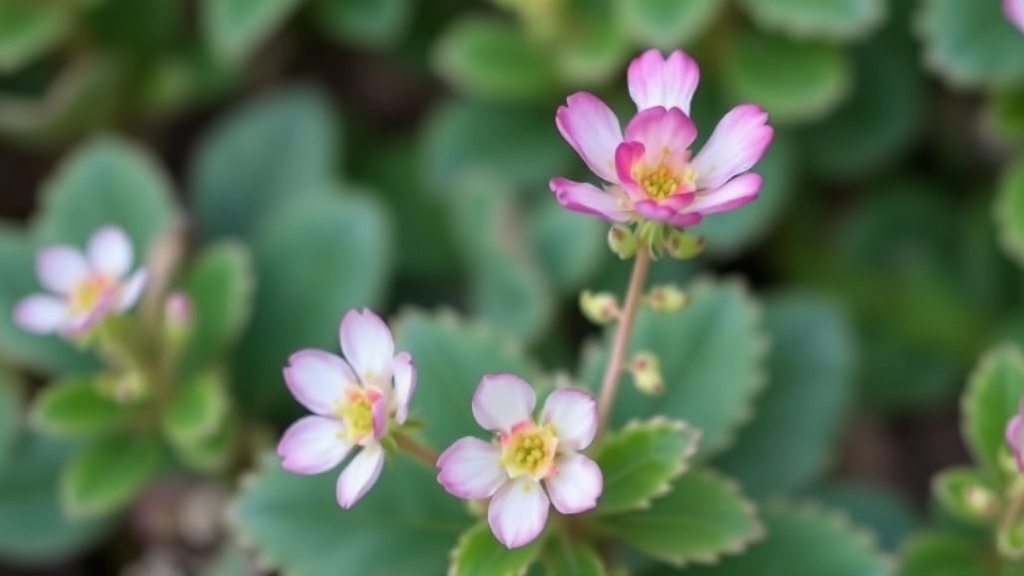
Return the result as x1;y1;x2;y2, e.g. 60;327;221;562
550;49;774;227
1007;0;1024;33
13;226;148;337
277;308;416;509
436;374;602;549
1007;399;1024;472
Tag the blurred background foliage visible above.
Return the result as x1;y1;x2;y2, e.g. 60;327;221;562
0;0;1024;573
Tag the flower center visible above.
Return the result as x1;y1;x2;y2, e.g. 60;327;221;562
337;385;382;444
499;421;558;481
69;275;114;315
638;164;696;200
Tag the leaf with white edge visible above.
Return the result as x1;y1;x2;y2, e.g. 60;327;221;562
202;0;304;62
583;278;766;459
592;468;761;567
996;159;1024;267
0;1;70;71
542;539;605;576
736;0;884;41
528;202;606;293
919;0;1024;88
807;481;920;553
962;344;1024;475
313;0;412;48
720;28;851;125
614;0;725;50
394;310;538;449
232;452;471;576
31;377;139;437
60;434;162;518
189;86;339;240
714;291;855;498
932;467;1002;525
593;418;700;514
449;522;544;576
162;372;228;446
0;375;19;473
678;501;888;576
897;532;990;576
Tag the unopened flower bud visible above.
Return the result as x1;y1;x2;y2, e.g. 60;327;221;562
608;224;638;259
99;370;147;404
647;285;689;314
629;352;663;395
664;229;705;260
164;292;193;344
579;291;619;325
964;484;998;517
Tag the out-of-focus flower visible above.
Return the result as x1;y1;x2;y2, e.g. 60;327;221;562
14;226;148;337
277;308;417;509
436;374;602;549
1007;0;1024;33
1006;399;1024;472
550;49;773;228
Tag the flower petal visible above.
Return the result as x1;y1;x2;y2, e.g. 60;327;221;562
391;352;416;424
614;141;646;198
87;226;133;277
1007;0;1024;32
13;295;67;334
549;178;630;222
545;453;602;514
692;104;773;191
371;392;388;439
1009;408;1024;472
555;92;623;182
284;350;357;415
36;246;89;295
336;442;385;508
623;107;698;162
61;289;118;337
277;415;350;474
436;437;506;499
340;308;395;382
628;49;701;115
541;388;597;451
472;373;536;433
116;269;148;311
687;173;763;215
488;476;549;549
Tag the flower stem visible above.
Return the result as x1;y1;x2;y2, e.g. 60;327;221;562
596;248;652;437
395;433;439;469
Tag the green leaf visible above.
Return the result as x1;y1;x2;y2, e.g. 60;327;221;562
592;418;700;514
173;411;236;473
932;467;1002;525
806;481;920;553
179;242;255;376
0;1;70;71
0;433;113;565
678;501;888;576
962;344;1024;474
162;372;228;447
232;452;470;576
714;291;855;498
393;311;537;449
433;16;557;101
583;279;766;458
542;539;606;576
313;0;411;48
997;159;1024;267
897;532;990;576
189;86;340;240
593;468;761;566
84;0;180;56
720;28;851;125
31;377;138;437
552;1;631;86
987;89;1024;144
450;522;544;576
60;434;162;518
528;202;609;293
0;375;19;472
736;0;884;40
233;192;392;417
614;0;725;50
203;0;304;62
920;0;1024;88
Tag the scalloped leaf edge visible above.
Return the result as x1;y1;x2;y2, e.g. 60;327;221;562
738;0;887;42
959;342;1024;471
763;498;894;571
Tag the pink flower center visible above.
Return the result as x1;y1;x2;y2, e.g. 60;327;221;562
337;385;383;444
499;420;558;481
636;162;696;200
68;274;115;315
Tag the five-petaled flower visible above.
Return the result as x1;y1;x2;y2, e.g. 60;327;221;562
277;308;416;509
436;374;602;549
14;226;148;337
1007;0;1024;33
550;49;773;228
1006;399;1024;473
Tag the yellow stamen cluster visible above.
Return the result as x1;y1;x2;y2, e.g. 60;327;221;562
638;164;697;200
500;424;558;480
69;275;113;314
338;388;375;443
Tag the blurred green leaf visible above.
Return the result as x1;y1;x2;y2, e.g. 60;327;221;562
592;418;699;514
450;522;544;576
553;0;631;86
173;411;236;473
190;86;339;241
233;191;391;417
736;0;883;41
527;202;606;293
714;291;855;498
0;375;19;473
232;451;470;576
203;543;253;576
162;372;228;447
313;0;412;48
988;89;1024;144
997;158;1024;268
932;467;1001;525
897;532;990;576
720;28;851;124
0;1;70;72
433;15;557;101
614;0;724;50
920;0;1024;88
593;468;760;566
962;344;1024;475
203;0;304;62
542;539;605;576
60;434;161;518
807;481;920;553
31;376;138;437
85;0;181;56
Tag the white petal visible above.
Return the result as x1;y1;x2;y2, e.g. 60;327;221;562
545;453;602;514
36;246;88;295
436;437;506;499
336;442;385;508
391;351;416;424
12;295;67;334
472;373;536;433
87;226;133;277
277;416;350;474
487;476;549;549
541;388;597;451
116;269;148;311
340;308;395;381
284;350;357;415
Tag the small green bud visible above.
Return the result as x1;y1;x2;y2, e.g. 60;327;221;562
629;352;663;395
608;224;638;259
647;284;689;314
664;229;705;260
98;370;148;404
964;485;998;517
579;290;619;325
999;519;1024;560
